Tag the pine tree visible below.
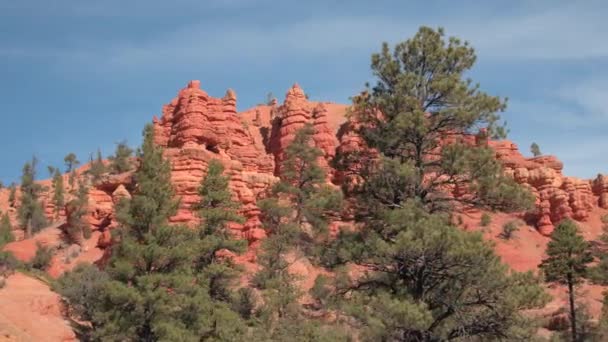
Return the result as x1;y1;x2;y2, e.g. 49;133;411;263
63;124;247;341
0;212;14;247
540;220;593;342
251;125;348;340
337;26;533;217
594;291;608;341
531;142;542;157
17;157;47;237
65;179;90;244
324;27;548;341
64;153;79;189
193;159;246;302
326;202;549;340
51;169;65;220
259;124;342;257
8;183;16;208
108;141;133;174
89;149;106;182
64;153;79;173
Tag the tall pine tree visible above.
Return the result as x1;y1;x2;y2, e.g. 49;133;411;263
0;212;14;246
63;124;246;341
51;168;65;220
109;141;134;174
252;124;348;340
337;26;533;217
540;220;593;342
193;159;246;302
89;149;106;182
17;157;47;237
324;26;548;341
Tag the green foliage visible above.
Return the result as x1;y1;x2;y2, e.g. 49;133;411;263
261;124;342;260
265;92;274;105
594;292;608;341
531;142;542;157
17;157;47;237
59;124;248;341
480;212;492;227
8;183;16;208
0;251;19;277
51;169;65;220
540;220;592;286
64;153;79;173
55;263;109;326
338;26;533;216
327;202;548;341
232;287;256;320
88;149;106;182
65;180;91;244
195;159;245;239
248;124;349;339
0;213;14;247
31;242;53;270
108;141;133;174
590;216;608;285
500;220;520;240
540;220;593;342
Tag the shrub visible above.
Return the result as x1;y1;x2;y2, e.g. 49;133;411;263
0;251;19;277
500;220;520;240
54;263;108;324
82;225;92;240
480;213;492;227
31;242;53;270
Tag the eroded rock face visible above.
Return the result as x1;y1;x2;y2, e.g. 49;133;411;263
490;141;596;235
2;80;604;247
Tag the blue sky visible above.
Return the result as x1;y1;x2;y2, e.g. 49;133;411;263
1;0;607;183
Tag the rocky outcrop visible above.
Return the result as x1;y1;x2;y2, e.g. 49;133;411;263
152;81;278;243
2;80;604;248
490;141;596;235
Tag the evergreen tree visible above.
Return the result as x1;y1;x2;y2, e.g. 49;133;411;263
64;153;79;173
326;202;548;341
61;124;246;341
337;26;533;217
65;180;90;244
594;291;608;341
530;142;542;157
17;157;47;237
540;220;593;342
260;124;342;257
193;159;246;302
0;212;14;247
8;183;16;208
89;149;106;182
251;125;348;340
51;169;65;220
324;27;547;341
108;141;134;174
64;153;80;189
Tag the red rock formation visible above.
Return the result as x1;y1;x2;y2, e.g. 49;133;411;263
2;80;604;249
152;81;278;242
490;140;596;235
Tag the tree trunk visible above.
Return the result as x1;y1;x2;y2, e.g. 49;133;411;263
567;273;577;342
